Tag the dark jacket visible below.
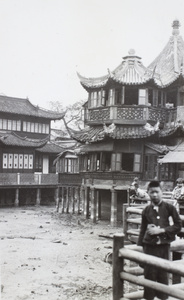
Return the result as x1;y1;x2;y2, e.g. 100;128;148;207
137;201;182;246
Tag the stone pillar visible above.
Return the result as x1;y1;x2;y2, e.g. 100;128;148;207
90;187;97;223
55;187;60;212
111;188;117;226
36;188;41;206
14;188;19;207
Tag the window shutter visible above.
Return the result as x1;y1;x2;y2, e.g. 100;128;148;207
134;154;141;172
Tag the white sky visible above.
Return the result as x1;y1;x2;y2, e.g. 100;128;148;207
0;0;184;109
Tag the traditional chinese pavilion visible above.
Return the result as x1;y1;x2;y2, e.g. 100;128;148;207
67;19;184;224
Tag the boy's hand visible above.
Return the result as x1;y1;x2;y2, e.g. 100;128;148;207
147;226;165;235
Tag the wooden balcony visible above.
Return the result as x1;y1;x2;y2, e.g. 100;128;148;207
82;171;136;181
0;173;58;188
84;105;177;125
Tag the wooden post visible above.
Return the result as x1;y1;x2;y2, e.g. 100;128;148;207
123;204;128;240
66;187;69;213
81;186;85;215
55;187;60;212
113;233;124;300
111;188;117;226
84;186;89;219
172;251;182;284
71;187;75;214
36;188;41;206
90;187;97;223
96;190;100;220
77;187;80;214
127;189;130;205
61;187;64;213
14;188;19;207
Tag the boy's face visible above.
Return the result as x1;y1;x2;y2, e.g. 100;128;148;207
148;186;162;205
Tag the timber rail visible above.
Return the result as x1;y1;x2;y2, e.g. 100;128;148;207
113;233;184;300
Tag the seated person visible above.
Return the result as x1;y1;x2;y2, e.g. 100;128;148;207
171;178;184;206
130;178;150;202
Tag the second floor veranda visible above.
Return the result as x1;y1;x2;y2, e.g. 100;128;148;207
83;105;178;125
0;173;58;187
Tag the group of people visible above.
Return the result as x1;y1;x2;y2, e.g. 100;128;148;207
131;179;183;300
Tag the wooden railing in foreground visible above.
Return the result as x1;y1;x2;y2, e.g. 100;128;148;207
113;234;184;300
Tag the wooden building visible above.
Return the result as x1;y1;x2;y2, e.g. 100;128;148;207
0;95;64;206
54;149;82;213
64;19;184;224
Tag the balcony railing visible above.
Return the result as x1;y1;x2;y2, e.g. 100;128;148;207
84;105;177;124
82;171;136;181
0;173;58;186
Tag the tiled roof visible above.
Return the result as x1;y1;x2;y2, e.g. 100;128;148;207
77;49;156;89
0;95;64;120
0;132;47;147
145;142;168;154
71;124;157;143
158;140;184;163
36;142;65;154
77;72;109;89
78;20;184;89
148;20;184;87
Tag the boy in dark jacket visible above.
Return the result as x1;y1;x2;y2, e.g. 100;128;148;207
137;180;182;300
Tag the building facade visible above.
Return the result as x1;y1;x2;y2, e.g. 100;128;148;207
64;19;184;224
0;95;64;206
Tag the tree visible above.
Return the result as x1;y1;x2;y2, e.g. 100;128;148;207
49;99;86;136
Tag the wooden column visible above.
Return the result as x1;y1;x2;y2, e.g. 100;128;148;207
90;187;97;223
71;187;75;214
36;188;41;206
113;233;124;300
111;188;117;226
84;186;89;219
66;187;69;213
14;188;19;207
77;187;80;214
81;186;85;215
96;190;100;220
55;187;60;212
61;187;65;213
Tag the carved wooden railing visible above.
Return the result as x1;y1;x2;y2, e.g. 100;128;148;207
0;173;58;186
84;105;177;124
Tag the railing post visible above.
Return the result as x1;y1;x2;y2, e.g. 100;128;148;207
113;233;124;300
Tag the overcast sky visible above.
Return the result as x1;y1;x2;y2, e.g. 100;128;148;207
0;0;184;109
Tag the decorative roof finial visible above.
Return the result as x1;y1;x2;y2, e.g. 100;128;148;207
172;19;180;36
128;49;135;56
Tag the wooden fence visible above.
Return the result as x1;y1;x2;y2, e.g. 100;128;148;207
113;234;184;300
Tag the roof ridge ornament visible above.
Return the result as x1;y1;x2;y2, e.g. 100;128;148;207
172;19;180;36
